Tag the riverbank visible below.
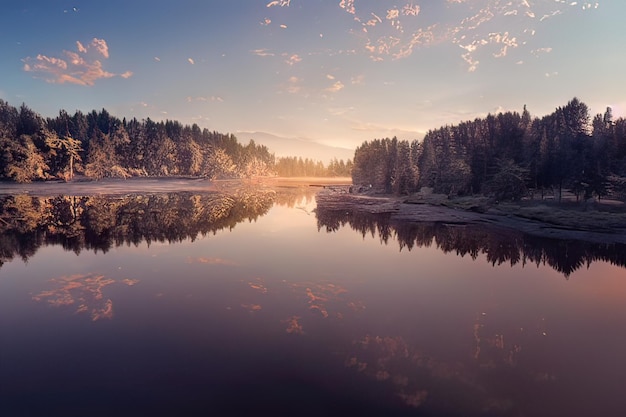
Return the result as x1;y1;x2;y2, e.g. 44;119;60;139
2;176;624;245
316;189;626;245
0;176;352;197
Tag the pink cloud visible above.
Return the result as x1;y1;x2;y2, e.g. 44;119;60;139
22;38;132;86
267;0;290;7
76;41;87;53
91;38;109;58
285;54;302;66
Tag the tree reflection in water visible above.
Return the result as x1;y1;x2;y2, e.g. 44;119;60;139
3;187;625;277
314;204;626;277
0;190;276;268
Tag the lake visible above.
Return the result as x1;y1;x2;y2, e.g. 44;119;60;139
1;184;625;416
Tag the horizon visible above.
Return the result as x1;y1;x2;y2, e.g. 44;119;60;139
2;1;624;151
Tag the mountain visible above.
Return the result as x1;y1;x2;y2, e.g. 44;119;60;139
235;131;354;163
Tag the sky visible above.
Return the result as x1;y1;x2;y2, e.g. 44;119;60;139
1;0;624;151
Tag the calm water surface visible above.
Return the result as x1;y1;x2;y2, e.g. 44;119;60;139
1;188;625;416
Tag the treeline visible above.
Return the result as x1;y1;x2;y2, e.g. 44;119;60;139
353;98;626;200
0;100;351;182
274;156;352;177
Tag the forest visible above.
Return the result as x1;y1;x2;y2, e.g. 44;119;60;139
0;100;352;182
352;98;626;201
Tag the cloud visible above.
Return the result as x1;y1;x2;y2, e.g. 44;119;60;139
286;76;302;94
91;38;109;58
76;41;87;53
343;0;597;71
285;54;302;66
22;38;131;86
351;74;365;85
267;0;290;7
32;273;120;321
531;47;553;56
326;81;345;93
260;0;599;73
283;316;304;334
582;2;599;10
327;106;355;116
462;53;480;72
186;256;236;265
251;48;274;57
540;10;563;21
339;0;356;14
186;95;224;103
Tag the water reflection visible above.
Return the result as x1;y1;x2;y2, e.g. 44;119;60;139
2;187;626;416
0;189;276;267
315;203;626;277
31;273;139;321
4;186;624;278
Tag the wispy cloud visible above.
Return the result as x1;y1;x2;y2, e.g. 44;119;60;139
186;96;224;103
31;273;126;321
256;0;601;82
260;0;598;73
339;0;356;14
186;256;235;265
462;53;480;72
285;76;302;94
285;54;302;66
267;0;290;7
582;2;599;10
251;48;275;57
540;10;563;21
531;47;553;57
326;81;345;93
327;106;355;116
351;74;365;85
22;38;131;86
91;38;109;58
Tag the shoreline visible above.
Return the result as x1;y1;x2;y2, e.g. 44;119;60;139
316;190;626;245
1;176;624;245
0;176;352;197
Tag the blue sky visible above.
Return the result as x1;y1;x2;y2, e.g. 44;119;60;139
1;0;623;150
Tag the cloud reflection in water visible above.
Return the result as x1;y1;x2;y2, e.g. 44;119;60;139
32;273;139;321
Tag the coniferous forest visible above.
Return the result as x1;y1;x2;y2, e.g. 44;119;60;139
352;98;626;201
4;97;626;203
0;100;352;183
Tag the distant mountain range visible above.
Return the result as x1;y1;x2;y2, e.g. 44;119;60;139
235;131;354;163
